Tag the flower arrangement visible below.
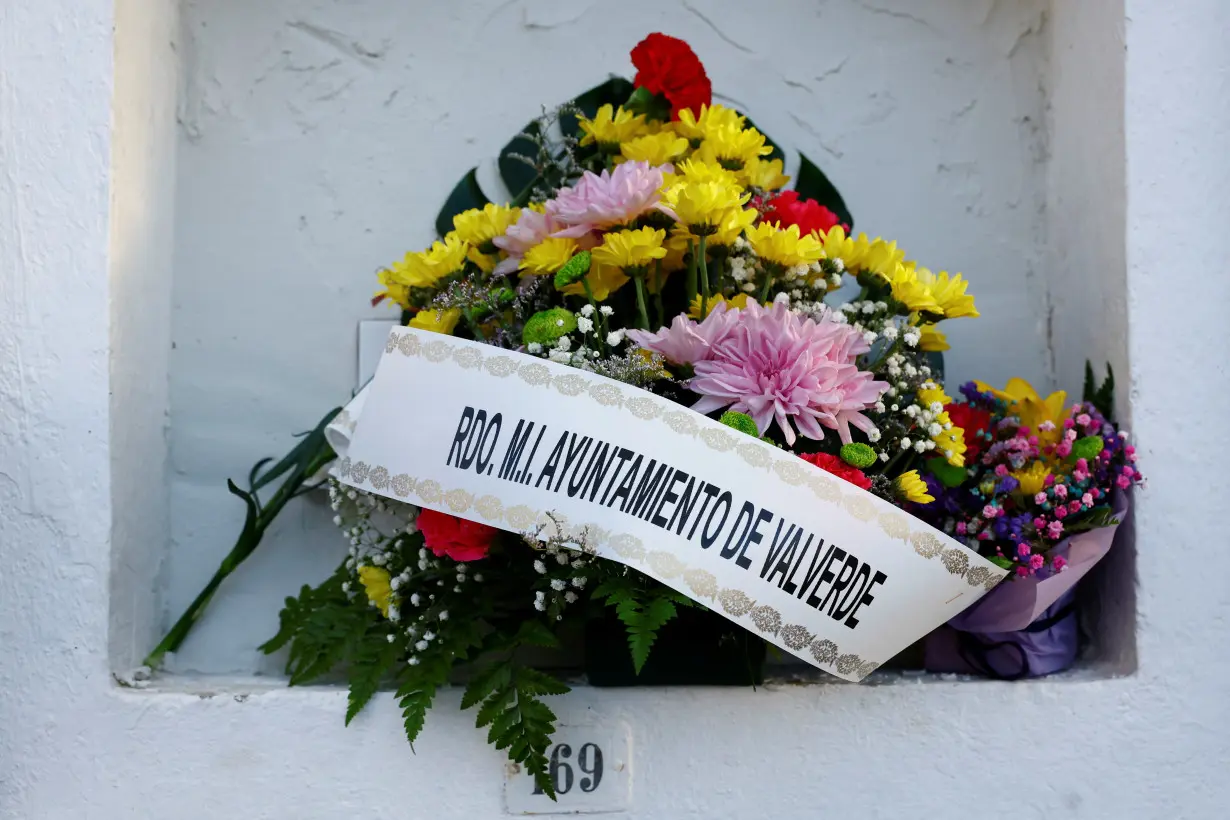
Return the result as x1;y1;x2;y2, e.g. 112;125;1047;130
144;33;1141;797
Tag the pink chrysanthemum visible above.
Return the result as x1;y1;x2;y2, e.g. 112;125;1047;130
492;209;559;275
546;161;677;238
628;299;888;446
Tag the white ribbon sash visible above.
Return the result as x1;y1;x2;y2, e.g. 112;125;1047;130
330;327;1006;681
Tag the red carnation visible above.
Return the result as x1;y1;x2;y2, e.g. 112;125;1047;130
945;403;992;460
630;33;712;120
417;508;497;563
797;451;872;491
759;190;842;236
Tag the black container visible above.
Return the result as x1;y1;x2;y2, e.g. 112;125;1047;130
584;606;766;686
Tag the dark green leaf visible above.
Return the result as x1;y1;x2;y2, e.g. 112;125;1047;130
499;120;541;205
346;635;400;725
988;556;1015;570
435;167;491;239
926;456;967;488
515;618;561;649
795;152;854;231
250;408;341;493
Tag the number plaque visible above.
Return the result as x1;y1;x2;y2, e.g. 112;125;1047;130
504;723;631;815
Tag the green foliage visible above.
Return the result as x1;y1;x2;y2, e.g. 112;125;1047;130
1063;505;1120;536
594;573;693;674
1083;361;1116;420
396;618;483;748
463;655;569;798
926;455;967;488
719;410;759;438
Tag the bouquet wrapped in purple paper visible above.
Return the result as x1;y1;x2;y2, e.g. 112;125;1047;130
908;367;1142;678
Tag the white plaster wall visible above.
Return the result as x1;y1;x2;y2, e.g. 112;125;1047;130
166;0;1055;674
4;0;1230;817
108;0;180;671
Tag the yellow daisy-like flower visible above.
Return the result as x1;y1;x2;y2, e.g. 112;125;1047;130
862;238;907;279
744;222;824;268
974;378;1069;447
577;104;648;151
1012;460;1052;497
671;103;747;143
918;323;950;351
357;566;392;617
738;156;790;190
591;227;668;271
560;260;629;301
883;262;941;314
696;125;773;170
386;235;469;289
917;383;953;409
708;206;758;246
917;268;979;319
521;237;579;276
408;307;462;335
452;203;521;248
895;470;935;504
932;412;967;468
670;157;741;187
687;292;750;318
374;269;412;310
816;225;863;269
619;132;690;166
667;180;749;232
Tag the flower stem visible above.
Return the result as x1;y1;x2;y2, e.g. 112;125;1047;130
759;262;776;303
652;259;665;328
142;419;338;670
685;239;699;307
698;234;710;317
632;272;650;330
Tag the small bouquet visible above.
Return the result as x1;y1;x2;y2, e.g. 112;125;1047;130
146;33;1140;796
918;371;1143;677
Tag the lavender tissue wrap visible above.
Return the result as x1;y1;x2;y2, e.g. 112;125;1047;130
924;492;1129;678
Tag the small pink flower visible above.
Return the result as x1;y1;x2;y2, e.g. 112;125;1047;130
1034;516;1047;529
1066;429;1078;441
1016;566;1030;577
1055;441;1072;458
1054;483;1068;499
1116;474;1131;489
1053;556;1068;571
1047;520;1064;539
1054;506;1067;520
983;504;998;518
1038;420;1056;432
1068;500;1083;514
1063;418;1075;429
1017;543;1031;557
1034;492;1047;505
956;522;967;535
994;464;1009;477
547;161;677;237
629;300;887;446
1029;554;1045;570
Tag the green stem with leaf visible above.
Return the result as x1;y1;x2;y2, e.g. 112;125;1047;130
142;408;341;670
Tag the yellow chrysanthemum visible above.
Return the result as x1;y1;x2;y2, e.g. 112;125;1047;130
619;132;690;166
467;246;499;274
918;323;949;351
862;238;907;278
932;411;967;468
917;383;953;409
708;206;758;246
882;262;941;314
385;235;469;289
974;378;1069;446
687;292;750;318
744;222;824;268
357;566;392;616
816;225;862;269
577;104;648;150
521;237;579;276
739;156;790;190
696;125;773;170
374;269;412;310
560;260;629;301
916;268;979;319
1012;461;1052;497
408;307;461;335
670;158;741;187
895;470;935;504
591;227;668;271
671;103;747;142
452;203;521;248
666;179;749;232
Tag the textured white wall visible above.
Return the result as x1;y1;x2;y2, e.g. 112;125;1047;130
108;0;180;671
3;0;1230;817
166;0;1055;674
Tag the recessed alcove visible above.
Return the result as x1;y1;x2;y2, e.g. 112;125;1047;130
109;0;1132;681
